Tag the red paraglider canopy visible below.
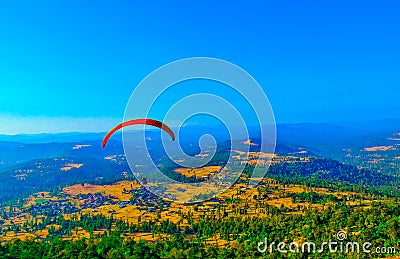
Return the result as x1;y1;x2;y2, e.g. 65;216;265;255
102;118;175;148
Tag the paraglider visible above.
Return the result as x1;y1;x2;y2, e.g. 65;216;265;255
102;118;175;148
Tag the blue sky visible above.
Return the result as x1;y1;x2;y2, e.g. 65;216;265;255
0;1;399;133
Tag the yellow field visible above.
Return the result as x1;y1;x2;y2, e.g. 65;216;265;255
60;163;84;171
63;181;141;201
2;232;35;242
243;139;258;146
364;146;395;151
163;182;223;203
174;166;221;179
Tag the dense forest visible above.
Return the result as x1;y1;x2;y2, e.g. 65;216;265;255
1;201;399;258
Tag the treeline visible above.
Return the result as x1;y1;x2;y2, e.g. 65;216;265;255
0;233;212;259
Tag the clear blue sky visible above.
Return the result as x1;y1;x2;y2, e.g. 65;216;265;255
0;1;399;133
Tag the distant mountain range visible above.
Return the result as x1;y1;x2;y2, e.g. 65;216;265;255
0;120;399;203
2;119;399;143
0;120;399;163
0;132;107;144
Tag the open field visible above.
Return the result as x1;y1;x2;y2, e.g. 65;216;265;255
364;146;395;152
60;163;83;171
174;166;221;179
